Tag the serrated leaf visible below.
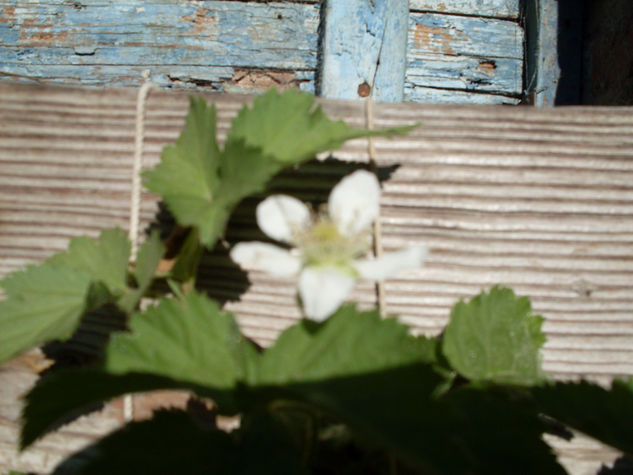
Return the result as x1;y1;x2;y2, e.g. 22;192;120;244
257;309;559;472
143;99;280;248
421;385;566;473
118;231;165;312
442;286;545;385
257;305;437;385
144;96;220;203
143;97;226;246
133;231;165;290
532;378;633;455
0;266;91;364
106;291;258;398
144;90;415;248
217;139;280;205
281;365;563;472
50;409;307;475
227;88;414;165
51;410;236;475
0;229;133;365
21;370;199;448
47;228;130;295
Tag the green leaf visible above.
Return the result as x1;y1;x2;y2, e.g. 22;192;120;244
169;228;203;284
143;96;220;206
421;385;566;473
106;291;259;400
532;378;633;455
442;286;545;385
227;88;414;165
50;409;308;475
143;97;226;246
0;265;91;364
144;90;414;248
284;366;563;472
257;305;437;385
235;410;308;475
47;228;130;295
249;306;459;471
51;410;236;475
21;370;199;448
142;98;280;248
217;139;280;205
133;231;164;291
118;231;165;312
0;229;133;365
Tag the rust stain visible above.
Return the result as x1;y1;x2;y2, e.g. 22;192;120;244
19;30;68;45
413;24;458;55
183;7;217;36
477;60;497;76
357;82;371;97
0;6;15;24
229;69;299;92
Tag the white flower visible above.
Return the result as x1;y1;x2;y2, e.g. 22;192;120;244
230;170;427;322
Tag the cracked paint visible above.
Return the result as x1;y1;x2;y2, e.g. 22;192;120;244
183;7;217;37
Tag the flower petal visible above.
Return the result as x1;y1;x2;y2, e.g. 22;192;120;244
256;195;311;243
354;246;427;281
298;267;356;322
230;242;301;277
328;170;380;236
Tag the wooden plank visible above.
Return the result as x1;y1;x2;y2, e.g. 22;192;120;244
406;54;522;95
0;1;319;92
1;84;632;472
409;12;523;60
524;0;558;106
409;0;520;19
320;0;409;101
406;11;523;103
524;0;583;106
404;84;521;104
0;65;316;93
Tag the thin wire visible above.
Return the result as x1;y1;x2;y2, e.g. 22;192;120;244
365;97;387;318
124;71;155;422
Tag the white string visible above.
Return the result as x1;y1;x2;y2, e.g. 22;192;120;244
365;97;387;318
124;71;156;422
128;71;156;261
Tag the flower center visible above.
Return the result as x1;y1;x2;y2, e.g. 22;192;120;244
294;217;371;270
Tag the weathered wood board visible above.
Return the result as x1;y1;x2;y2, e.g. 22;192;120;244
321;0;409;101
406;11;523;103
1;83;632;473
0;1;320;93
409;0;520;18
0;0;525;104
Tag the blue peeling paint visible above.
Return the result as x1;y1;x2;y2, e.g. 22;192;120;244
409;0;520;19
0;0;524;104
321;0;409;102
0;1;319;92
